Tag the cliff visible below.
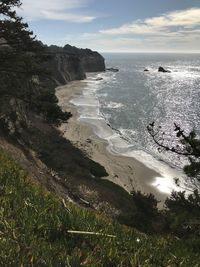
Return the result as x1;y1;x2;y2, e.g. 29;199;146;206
45;53;86;85
47;44;105;85
63;44;106;72
0;42;135;219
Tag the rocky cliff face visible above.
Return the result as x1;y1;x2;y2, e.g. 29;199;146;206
0;43;106;138
47;44;105;85
45;52;86;85
80;55;105;72
63;44;105;73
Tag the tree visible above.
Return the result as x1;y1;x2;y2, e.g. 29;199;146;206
164;190;200;237
0;0;45;75
147;122;200;190
0;0;21;17
0;0;71;125
147;122;200;237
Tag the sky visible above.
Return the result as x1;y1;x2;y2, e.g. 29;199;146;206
18;0;200;52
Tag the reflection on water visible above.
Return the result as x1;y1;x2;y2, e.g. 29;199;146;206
70;53;200;194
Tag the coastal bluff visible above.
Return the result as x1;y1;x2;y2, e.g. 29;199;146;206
46;44;105;85
1;41;135;219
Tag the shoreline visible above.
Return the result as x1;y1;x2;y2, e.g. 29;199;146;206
56;79;169;205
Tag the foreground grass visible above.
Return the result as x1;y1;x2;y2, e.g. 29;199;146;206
0;150;199;267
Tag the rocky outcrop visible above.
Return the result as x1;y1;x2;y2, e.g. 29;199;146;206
158;66;171;73
106;68;119;72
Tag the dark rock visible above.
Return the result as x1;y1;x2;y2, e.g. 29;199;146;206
106;67;119;72
144;69;149;72
158;66;171;73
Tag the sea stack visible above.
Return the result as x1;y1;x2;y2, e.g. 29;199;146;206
158;66;171;73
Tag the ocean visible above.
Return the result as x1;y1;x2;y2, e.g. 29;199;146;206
71;53;200;194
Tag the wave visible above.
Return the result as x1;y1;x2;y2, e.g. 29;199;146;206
70;72;187;195
105;101;124;109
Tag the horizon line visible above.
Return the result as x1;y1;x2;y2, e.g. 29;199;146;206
99;51;200;54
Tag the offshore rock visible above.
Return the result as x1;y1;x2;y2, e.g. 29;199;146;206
158;66;171;73
106;67;119;72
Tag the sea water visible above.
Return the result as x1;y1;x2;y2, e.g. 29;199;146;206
70;53;200;194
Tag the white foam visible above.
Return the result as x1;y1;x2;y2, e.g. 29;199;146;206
79;117;114;140
105;101;124;109
145;66;200;80
70;96;100;107
70;72;187;196
79;115;104;120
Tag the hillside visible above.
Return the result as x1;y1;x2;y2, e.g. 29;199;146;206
0;149;199;267
0;37;137;219
1;2;200;266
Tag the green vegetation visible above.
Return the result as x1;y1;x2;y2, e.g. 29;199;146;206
147;122;200;187
95;178;132;198
0;0;70;126
89;161;108;177
32;90;72;125
1;2;200;266
148;122;200;237
23;127;108;180
122;191;161;233
0;149;200;266
164;190;200;237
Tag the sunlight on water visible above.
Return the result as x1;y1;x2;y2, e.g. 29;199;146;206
70;53;200;193
152;176;181;194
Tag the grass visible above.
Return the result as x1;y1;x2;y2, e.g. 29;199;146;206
0;149;200;266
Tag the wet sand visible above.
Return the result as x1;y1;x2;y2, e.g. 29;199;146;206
56;81;169;205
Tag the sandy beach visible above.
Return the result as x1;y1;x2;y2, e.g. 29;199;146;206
56;80;169;205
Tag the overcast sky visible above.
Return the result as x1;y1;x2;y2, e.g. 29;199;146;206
18;0;200;52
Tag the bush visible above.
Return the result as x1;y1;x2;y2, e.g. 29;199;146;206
164;190;200;237
89;161;108;178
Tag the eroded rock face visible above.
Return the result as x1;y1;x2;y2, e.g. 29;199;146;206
0;43;106;138
63;44;105;72
46;44;105;85
81;55;105;72
0;97;30;136
45;53;86;85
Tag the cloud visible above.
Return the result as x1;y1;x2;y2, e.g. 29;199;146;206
18;0;96;22
60;32;144;52
100;8;200;35
42;7;200;52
